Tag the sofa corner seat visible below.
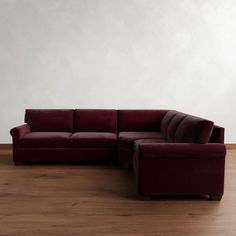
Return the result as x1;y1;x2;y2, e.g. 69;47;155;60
133;111;226;199
117;109;168;166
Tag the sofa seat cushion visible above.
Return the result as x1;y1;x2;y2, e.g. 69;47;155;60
118;132;167;150
69;132;117;148
19;132;72;148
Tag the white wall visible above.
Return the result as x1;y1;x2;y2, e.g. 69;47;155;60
0;0;236;143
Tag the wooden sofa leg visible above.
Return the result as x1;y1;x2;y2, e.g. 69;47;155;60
209;195;223;201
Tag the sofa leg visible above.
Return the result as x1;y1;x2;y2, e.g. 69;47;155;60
209;195;223;201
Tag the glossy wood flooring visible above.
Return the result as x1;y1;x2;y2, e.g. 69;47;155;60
0;147;236;236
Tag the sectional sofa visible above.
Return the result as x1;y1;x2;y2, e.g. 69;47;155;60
10;109;226;200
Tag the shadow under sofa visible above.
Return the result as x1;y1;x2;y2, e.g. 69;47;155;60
10;109;226;200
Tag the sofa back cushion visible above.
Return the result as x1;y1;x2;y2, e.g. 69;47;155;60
74;109;117;132
160;110;178;136
166;112;187;141
175;115;214;143
118;110;168;132
25;109;74;132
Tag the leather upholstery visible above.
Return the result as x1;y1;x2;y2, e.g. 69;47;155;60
74;109;117;132
25;109;74;132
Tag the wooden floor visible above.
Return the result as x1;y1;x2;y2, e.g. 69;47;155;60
0;148;236;236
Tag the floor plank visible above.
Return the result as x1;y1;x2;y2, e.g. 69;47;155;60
0;147;235;236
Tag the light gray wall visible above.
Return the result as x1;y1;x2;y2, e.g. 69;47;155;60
0;0;235;143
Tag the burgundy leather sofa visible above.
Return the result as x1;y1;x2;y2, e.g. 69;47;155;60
10;109;226;200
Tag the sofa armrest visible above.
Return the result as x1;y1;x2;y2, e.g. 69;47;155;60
138;143;226;159
10;124;31;140
209;125;225;143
